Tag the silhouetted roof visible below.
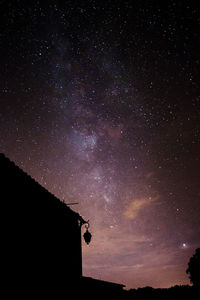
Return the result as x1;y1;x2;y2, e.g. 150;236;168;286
82;276;125;289
0;153;86;224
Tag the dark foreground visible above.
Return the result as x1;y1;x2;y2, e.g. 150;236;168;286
124;285;199;299
45;284;199;299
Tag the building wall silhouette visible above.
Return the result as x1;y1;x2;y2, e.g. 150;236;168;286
1;153;125;297
1;153;86;293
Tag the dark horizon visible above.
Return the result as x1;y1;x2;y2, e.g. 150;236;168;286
1;0;200;289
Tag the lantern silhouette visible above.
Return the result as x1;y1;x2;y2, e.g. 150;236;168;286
83;222;92;245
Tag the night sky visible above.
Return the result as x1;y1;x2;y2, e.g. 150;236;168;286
1;0;200;289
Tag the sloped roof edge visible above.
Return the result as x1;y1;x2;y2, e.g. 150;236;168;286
0;153;86;224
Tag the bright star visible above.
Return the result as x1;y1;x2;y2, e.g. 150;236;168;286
180;243;188;249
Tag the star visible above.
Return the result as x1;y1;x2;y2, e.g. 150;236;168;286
180;243;188;250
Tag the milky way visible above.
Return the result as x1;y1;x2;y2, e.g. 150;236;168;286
0;1;200;288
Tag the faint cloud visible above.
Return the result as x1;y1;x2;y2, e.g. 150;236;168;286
123;195;160;220
145;171;154;180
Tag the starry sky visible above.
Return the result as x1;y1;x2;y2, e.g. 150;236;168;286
0;0;200;289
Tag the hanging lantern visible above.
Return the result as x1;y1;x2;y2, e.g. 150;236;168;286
83;222;92;245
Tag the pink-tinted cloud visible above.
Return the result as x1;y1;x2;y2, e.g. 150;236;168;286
123;195;160;220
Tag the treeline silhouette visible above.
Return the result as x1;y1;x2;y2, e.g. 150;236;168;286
186;248;200;287
68;284;199;299
123;285;198;299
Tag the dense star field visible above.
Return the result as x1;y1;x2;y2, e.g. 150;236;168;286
0;0;200;289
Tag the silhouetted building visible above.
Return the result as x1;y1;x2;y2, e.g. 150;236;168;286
80;277;125;298
1;153;87;294
1;153;125;297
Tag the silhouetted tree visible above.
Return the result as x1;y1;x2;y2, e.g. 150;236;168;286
186;248;200;287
